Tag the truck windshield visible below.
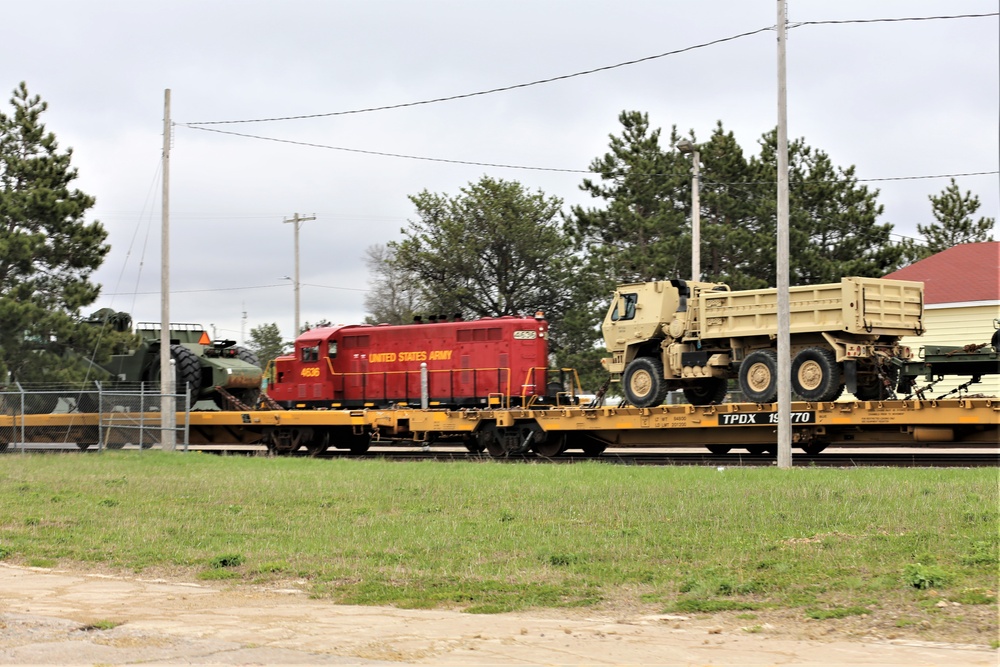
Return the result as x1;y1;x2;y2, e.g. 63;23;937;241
610;293;638;321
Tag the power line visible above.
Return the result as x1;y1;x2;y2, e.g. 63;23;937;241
174;126;1000;184
179;125;590;173
101;282;370;297
183;27;773;126
792;13;998;28
182;12;996;127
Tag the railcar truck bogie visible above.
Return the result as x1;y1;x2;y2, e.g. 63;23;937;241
601;277;924;407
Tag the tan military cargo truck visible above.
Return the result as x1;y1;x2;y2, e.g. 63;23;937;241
601;277;924;407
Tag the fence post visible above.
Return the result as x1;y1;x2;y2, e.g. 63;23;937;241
182;382;191;452
16;381;25;452
96;380;104;452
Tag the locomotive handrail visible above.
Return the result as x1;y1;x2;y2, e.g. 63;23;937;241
312;363;514;407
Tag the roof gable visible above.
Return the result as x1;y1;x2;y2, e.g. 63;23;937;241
884;242;999;305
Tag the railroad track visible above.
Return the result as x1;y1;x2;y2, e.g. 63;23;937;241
8;443;994;467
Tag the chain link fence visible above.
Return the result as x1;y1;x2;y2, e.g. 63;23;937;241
0;382;191;452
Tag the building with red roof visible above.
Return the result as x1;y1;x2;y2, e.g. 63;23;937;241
884;242;999;396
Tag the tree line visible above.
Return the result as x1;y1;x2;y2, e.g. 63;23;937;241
0;87;993;386
365;111;994;390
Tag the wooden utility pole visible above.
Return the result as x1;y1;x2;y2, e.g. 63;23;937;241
161;89;176;451
284;212;315;336
776;1;792;468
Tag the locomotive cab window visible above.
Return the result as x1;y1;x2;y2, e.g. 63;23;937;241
301;345;319;363
328;341;337;358
610;293;638;322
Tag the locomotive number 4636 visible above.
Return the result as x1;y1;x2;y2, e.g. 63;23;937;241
300;367;321;377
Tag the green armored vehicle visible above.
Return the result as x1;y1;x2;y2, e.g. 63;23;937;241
81;309;263;410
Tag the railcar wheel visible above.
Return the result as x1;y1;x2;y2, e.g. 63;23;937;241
746;445;772;455
581;442;606;456
800;443;827;455
622;357;668;408
682;377;728;405
464;437;486;453
739;349;778;403
533;433;566;458
76;442;91;451
306;430;330;457
707;445;731;455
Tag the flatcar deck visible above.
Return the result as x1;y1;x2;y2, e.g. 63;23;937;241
1;398;997;454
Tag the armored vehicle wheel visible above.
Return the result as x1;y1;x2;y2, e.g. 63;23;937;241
682;377;728;405
76;393;99;413
739;349;778;403
234;346;259;367
791;347;842;402
622;357;668;408
149;345;202;407
23;393;59;415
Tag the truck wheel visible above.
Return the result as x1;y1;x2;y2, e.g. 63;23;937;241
622;357;668;408
791;347;842;402
682;378;728;405
739;349;778;403
854;365;897;401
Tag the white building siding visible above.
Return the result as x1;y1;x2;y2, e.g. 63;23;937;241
899;303;1000;398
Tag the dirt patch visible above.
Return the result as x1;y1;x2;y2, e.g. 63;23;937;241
0;563;995;665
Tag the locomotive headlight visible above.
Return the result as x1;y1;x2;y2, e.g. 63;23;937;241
534;310;544;320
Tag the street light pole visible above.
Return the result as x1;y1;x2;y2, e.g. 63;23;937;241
675;139;701;282
283;212;315;336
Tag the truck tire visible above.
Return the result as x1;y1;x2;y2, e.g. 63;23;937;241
149;345;202;407
854;364;897;401
739;349;778;403
791;347;843;402
623;357;668;408
682;377;728;405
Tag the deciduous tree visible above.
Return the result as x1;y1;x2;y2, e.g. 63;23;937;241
391;176;572;322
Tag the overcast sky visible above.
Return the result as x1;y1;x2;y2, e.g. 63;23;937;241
3;1;997;344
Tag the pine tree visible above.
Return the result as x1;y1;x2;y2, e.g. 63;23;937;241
917;178;995;257
0;83;110;384
246;323;288;370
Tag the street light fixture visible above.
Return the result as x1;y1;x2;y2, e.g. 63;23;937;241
675;139;701;282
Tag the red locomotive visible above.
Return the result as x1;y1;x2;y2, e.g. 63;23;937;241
267;314;561;409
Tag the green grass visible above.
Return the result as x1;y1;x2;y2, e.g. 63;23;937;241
0;453;996;616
